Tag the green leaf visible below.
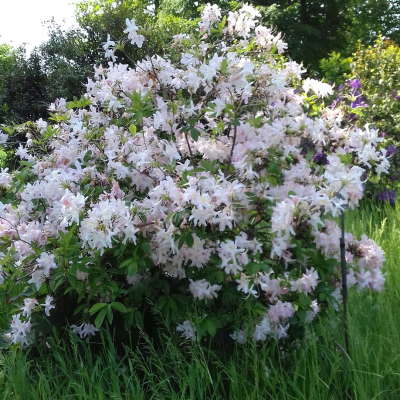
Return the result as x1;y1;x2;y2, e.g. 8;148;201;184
190;128;199;142
208;317;222;329
216;121;225;132
120;258;134;269
83;150;92;163
156;280;170;295
140;241;152;256
95;307;108;328
338;153;352;165
89;303;108;315
250;302;267;316
129;124;137;134
124;312;135;330
9;285;37;301
137;211;147;223
268;161;280;175
244;261;264;275
107;306;114;324
200;318;221;337
155;296;168;312
137;259;146;268
167;297;178;317
73;304;88;316
178;236;186;250
134;309;144;329
127;260;138;276
296;309;307;324
173;212;182;226
110;302;127;313
185;233;194;248
60;224;77;247
221;59;228;74
165;212;174;223
268;176;277;186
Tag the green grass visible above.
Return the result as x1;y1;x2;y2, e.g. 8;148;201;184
1;202;400;399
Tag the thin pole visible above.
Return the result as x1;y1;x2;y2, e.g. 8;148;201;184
340;210;349;355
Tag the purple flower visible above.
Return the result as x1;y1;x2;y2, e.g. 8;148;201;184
377;189;396;205
313;151;328;165
351;97;362;108
337;84;344;91
351;95;368;109
300;139;315;155
348;79;362;90
386;145;398;157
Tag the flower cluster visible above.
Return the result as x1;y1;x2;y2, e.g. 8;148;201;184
0;3;388;346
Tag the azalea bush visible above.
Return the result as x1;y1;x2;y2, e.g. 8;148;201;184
0;4;388;348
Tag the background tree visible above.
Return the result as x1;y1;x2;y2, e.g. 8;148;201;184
253;0;400;72
0;43;17;124
0;47;48;125
253;0;354;72
349;0;400;47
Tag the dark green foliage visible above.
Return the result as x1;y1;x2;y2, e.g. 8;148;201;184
254;0;400;73
255;0;354;72
349;0;400;47
0;48;48;125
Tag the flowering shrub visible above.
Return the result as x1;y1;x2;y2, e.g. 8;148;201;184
351;37;400;138
0;4;388;347
348;37;400;203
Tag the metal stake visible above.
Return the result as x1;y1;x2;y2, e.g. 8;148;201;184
340;209;349;356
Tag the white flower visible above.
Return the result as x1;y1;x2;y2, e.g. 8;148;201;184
103;34;117;62
176;320;197;341
124;18;138;35
290;268;319;294
42;296;55;317
36;252;57;276
230;329;246;344
20;298;38;317
102;33;115;51
71;323;99;338
189;279;221;300
0;131;8;145
10;314;32;345
123;18;145;47
71;324;83;335
28;270;46;290
80;323;99;338
236;273;258;298
303;78;333;98
199;4;221;33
